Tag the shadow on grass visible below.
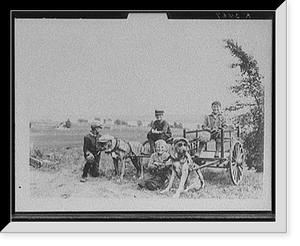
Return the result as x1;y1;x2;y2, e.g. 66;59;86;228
201;168;233;186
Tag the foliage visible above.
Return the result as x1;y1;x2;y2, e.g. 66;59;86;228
114;119;128;126
224;39;264;172
137;120;143;127
173;122;183;129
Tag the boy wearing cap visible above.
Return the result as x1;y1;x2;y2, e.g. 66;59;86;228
147;110;172;153
80;122;102;182
197;101;227;158
137;139;170;191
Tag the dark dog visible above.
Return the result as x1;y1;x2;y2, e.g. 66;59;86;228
160;137;205;198
98;135;143;182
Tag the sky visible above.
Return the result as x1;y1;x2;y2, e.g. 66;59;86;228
15;14;272;123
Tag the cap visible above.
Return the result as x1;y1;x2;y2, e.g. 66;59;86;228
90;122;103;129
173;137;190;147
155;110;164;116
98;134;114;143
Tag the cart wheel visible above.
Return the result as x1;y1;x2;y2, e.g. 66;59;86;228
140;140;151;167
229;141;245;185
142;140;152;155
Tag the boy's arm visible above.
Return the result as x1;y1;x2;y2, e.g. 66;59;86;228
164;155;173;167
150;120;156;129
220;115;228;129
202;115;210;130
150;121;159;133
147;154;158;169
154;120;169;134
83;136;89;158
83;136;93;160
161;120;169;133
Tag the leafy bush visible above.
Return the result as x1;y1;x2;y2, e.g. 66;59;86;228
65;119;71;128
224;39;264;172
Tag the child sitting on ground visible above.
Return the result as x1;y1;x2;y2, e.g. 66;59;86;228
137;139;170;191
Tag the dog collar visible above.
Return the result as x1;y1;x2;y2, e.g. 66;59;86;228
171;153;189;164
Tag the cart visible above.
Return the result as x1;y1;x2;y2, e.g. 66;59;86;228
183;126;245;185
141;126;245;185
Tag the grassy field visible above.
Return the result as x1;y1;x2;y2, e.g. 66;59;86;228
30;124;263;200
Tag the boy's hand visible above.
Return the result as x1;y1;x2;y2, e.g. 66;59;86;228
151;129;161;134
202;126;210;131
85;152;94;161
211;127;220;133
148;163;158;170
157;164;168;172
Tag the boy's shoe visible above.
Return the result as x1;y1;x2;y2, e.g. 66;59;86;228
80;177;87;182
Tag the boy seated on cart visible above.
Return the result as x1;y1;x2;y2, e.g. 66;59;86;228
147;110;172;153
137;139;171;191
196;101;228;158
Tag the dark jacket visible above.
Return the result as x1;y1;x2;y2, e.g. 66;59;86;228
83;132;102;159
150;120;172;138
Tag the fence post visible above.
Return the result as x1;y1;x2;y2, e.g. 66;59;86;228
183;129;186;138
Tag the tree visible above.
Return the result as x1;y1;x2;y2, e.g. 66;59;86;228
65;118;71;128
114;119;121;126
137;120;143;127
224;39;265;172
114;119;128;126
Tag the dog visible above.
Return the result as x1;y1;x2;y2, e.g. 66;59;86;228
160;137;205;198
98;135;143;182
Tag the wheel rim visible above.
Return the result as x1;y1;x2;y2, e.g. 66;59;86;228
229;141;244;185
142;141;152;155
141;141;152;167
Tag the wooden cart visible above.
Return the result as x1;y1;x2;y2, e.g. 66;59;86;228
183;127;245;185
141;126;245;185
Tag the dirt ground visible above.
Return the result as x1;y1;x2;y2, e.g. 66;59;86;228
30;147;263;200
29;125;263;200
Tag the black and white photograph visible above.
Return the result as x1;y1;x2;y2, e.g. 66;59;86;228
5;6;288;233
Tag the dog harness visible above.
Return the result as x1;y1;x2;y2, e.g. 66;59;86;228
169;153;191;179
105;139;140;159
105;138;120;155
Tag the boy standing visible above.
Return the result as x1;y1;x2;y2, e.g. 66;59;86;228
197;101;227;158
147;110;172;153
80;122;102;182
138;139;170;191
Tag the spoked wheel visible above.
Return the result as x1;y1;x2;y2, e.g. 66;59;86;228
141;140;152;167
229;141;245;185
142;140;152;155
